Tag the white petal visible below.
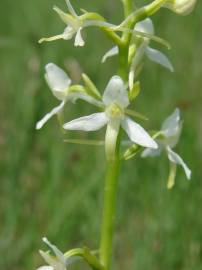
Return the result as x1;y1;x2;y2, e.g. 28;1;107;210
102;76;129;108
145;46;174;72
63;112;108;131
53;6;74;25
66;256;82;266
42;237;66;264
102;46;119;63
36;101;65;130
166;146;191;180
65;0;78;17
39;251;59;268
37;266;54;270
121;117;158;149
45;63;71;100
161;108;181;137
63;25;75;40
39;34;67;44
141;146;162;158
74;28;85;47
105;119;121;160
134;18;154;35
129;69;135;91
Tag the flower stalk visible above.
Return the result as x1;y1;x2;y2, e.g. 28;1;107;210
99;2;132;269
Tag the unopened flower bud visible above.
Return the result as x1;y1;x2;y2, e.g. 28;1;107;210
164;0;197;15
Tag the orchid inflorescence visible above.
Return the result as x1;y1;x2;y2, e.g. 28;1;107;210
36;0;196;269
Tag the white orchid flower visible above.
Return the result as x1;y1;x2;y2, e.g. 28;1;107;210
36;63;72;130
163;0;197;15
39;0;113;47
141;108;191;188
63;75;157;160
36;63;99;130
37;237;67;270
102;18;173;89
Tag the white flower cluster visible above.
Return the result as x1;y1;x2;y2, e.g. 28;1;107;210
36;0;194;174
35;0;196;268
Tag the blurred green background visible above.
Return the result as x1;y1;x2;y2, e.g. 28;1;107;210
0;0;202;269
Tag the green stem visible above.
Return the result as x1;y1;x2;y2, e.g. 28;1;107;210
121;0;133;17
99;132;121;270
121;0;168;46
99;2;133;269
118;45;129;80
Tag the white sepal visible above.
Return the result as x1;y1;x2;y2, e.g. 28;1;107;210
102;46;119;63
39;251;59;269
102;76;129;108
166;146;191;180
161;108;181;137
145;46;174;72
121;117;158;149
63;112;108;131
36;266;54;270
45;63;71;100
134;18;154;35
42;237;65;264
141;147;162;158
65;0;78;17
63;26;75;40
36;101;65;130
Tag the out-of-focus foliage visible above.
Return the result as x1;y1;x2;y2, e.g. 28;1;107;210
0;0;202;269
